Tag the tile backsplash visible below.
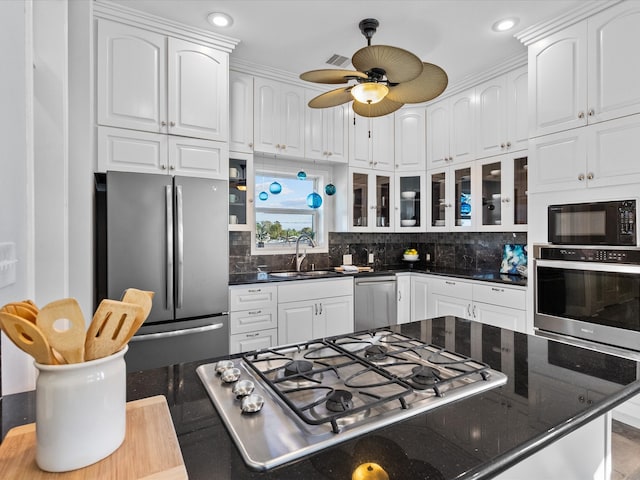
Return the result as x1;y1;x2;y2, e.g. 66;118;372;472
229;231;527;274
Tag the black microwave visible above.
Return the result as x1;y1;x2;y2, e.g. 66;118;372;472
548;199;637;246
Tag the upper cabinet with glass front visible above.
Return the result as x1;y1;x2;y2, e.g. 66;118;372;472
348;168;394;232
394;174;426;231
476;154;528;231
427;162;476;231
228;152;253;231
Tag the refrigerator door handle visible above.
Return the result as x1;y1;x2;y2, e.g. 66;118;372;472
176;184;184;309
129;321;225;342
165;185;174;311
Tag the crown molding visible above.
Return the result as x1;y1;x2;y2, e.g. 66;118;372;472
93;0;240;53
515;0;622;46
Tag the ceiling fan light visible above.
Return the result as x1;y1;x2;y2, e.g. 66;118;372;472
351;83;389;104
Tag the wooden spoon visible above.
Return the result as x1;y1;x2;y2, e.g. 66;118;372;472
120;288;154;343
85;299;142;361
0;312;58;364
36;298;86;364
1;301;39;323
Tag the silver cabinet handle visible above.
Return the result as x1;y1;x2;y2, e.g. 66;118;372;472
165;185;174;310
247;310;262;315
130;322;225;342
578;111;585;119
170;121;175;127
587;172;594;180
491;287;505;293
467;304;472;318
588;109;595;116
472;304;477;318
500;143;505;149
314;303;318;315
176;185;184;308
319;303;323;315
445;281;456;285
578;173;585;181
247;288;262;293
161;121;167;127
506;141;511;147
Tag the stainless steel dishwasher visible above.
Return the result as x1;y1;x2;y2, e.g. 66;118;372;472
354;275;397;331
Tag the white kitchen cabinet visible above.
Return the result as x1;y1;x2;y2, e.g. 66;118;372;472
253;77;305;157
528;2;640;137
97;19;228;142
346;168;394;232
394;173;426;232
305;91;349;163
529;113;640;193
475;66;528;159
426;88;475;169
229;284;278;354
394;107;426;172
410;274;430;322
349;111;395;170
427;276;527;332
228;152;254;230
475;153;528;230
277;278;354;345
229;71;254;154
98;126;228;179
396;273;411;324
426;162;476;231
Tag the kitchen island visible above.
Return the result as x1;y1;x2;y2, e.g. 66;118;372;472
2;316;639;479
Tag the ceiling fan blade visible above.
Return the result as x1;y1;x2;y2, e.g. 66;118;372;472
352;97;404;118
308;87;354;108
386;62;449;104
352;45;423;83
300;69;368;84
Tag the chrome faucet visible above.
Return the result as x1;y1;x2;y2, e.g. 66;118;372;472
295;233;317;272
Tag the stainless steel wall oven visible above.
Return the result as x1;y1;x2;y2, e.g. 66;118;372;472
534;244;640;355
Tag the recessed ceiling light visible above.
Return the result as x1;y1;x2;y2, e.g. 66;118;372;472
207;12;233;28
492;17;519;32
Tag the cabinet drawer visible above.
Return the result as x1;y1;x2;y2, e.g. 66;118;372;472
278;278;353;303
230;307;277;335
229;285;277;311
472;283;526;310
429;277;473;299
229;328;278;354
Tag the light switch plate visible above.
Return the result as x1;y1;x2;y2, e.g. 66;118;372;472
342;254;353;265
368;253;374;264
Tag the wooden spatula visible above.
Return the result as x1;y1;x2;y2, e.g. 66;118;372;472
85;299;142;361
1;301;39;323
120;288;154;343
36;298;86;364
0;312;58;364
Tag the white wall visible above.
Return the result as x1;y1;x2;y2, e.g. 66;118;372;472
0;0;36;395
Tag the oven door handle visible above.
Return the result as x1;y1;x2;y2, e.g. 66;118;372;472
535;259;640;274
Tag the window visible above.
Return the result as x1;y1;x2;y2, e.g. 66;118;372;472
252;164;328;254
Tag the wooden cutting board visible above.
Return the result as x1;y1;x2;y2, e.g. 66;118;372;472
333;266;373;272
0;395;187;479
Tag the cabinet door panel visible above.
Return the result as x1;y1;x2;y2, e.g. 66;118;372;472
254;78;280;154
280;85;306;157
529;23;587;137
230;328;277;354
318;296;354;338
529;129;586;193
98;126;167;173
426;102;450;168
278;301;314;345
473;302;525;332
589;5;640;123
326;104;349;163
507;67;529;152
394;108;425;171
475;78;507;159
410;276;430;322
450;91;475;163
229;71;254;153
588;115;640;188
168;137;228;179
97;20;166;132
430;294;470;320
168;38;228;141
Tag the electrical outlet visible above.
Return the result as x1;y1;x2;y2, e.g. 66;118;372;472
368;253;374;264
426;253;431;261
342;254;353;265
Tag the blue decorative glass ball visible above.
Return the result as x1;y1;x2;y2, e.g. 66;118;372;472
324;183;336;196
297;170;307;180
307;192;323;209
258;191;268;201
269;181;282;194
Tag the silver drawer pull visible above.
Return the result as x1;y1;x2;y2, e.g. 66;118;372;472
445;281;455;285
246;332;260;338
247;289;262;293
248;310;262;315
491;287;505;293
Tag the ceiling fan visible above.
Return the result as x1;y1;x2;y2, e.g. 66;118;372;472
300;18;448;117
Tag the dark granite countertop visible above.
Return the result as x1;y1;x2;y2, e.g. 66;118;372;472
2;317;638;479
229;267;527;287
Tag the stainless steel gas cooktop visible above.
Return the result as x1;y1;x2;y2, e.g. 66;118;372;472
197;329;508;471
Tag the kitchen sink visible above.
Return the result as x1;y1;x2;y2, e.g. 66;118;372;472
269;270;336;278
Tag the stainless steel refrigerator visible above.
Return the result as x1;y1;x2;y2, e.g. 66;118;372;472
95;171;229;372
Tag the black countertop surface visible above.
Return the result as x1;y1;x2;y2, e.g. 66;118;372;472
230;267;527;287
2;317;638;479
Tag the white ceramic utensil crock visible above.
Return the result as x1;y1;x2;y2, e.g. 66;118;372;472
34;345;128;472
